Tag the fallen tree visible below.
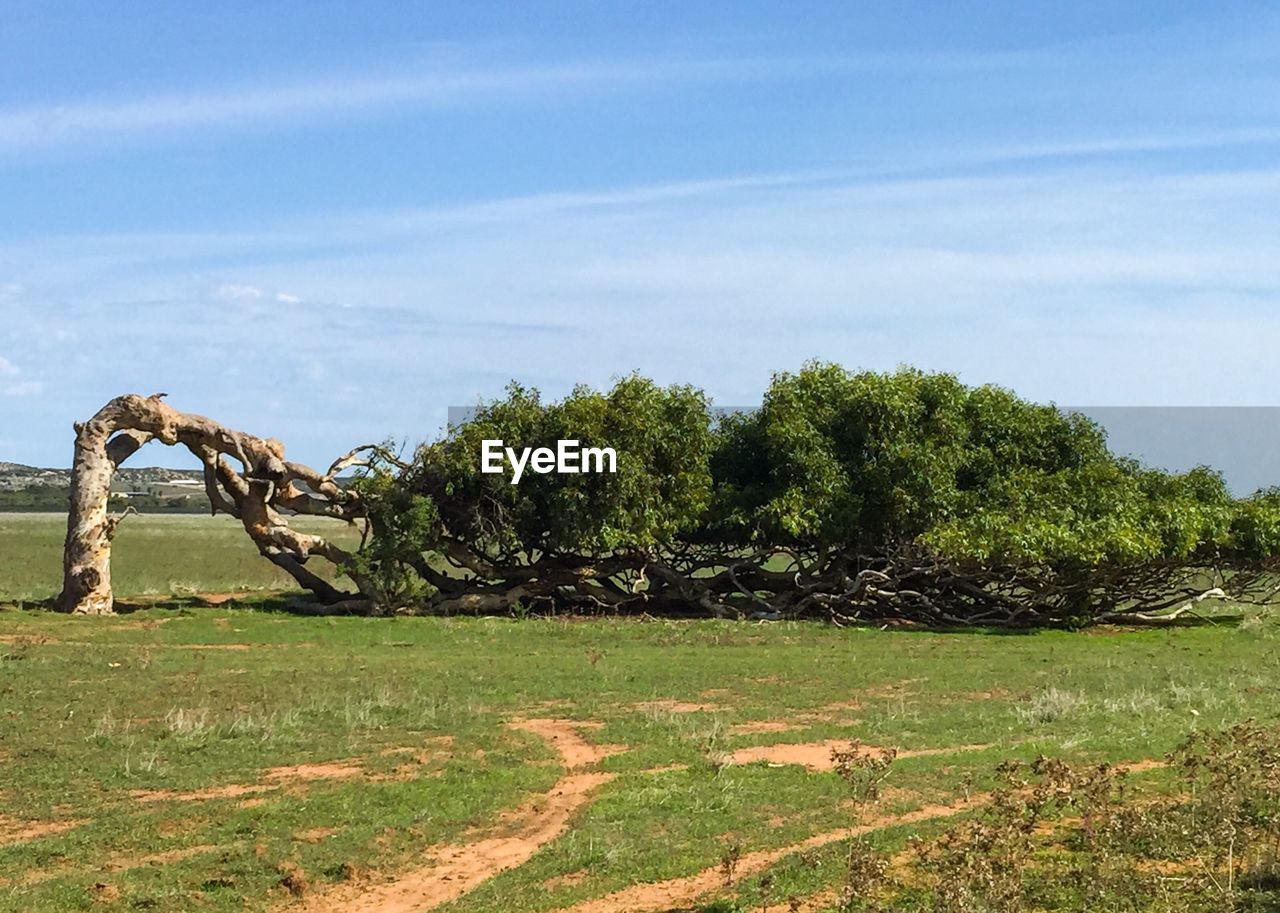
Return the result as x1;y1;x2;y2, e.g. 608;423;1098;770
60;368;1280;624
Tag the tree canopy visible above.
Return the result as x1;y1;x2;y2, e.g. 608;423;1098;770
341;363;1280;627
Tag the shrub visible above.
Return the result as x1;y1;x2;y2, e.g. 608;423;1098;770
820;723;1280;912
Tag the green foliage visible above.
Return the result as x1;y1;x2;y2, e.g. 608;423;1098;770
349;361;1280;621
349;467;440;606
404;374;714;557
713;362;1280;570
926;462;1240;566
712;363;1119;550
1227;488;1280;560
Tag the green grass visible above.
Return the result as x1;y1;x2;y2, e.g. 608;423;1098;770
2;605;1279;912
0;513;361;602
2;515;1280;912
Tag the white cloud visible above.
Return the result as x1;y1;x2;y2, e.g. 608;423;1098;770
3;381;42;397
275;292;303;304
0;355;18;376
216;283;263;299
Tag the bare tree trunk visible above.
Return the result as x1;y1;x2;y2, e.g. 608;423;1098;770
58;394;372;615
59;404;150;614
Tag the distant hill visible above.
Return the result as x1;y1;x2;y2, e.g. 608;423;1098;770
0;462;207;512
0;461;204;490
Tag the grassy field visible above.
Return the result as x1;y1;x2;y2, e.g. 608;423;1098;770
0;513;362;603
2;516;1279;912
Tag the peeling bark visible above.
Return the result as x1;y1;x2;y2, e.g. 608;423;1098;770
58;394;372;615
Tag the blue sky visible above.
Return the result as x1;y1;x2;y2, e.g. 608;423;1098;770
3;1;1280;468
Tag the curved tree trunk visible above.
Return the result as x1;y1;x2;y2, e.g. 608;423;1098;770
58;394;373;615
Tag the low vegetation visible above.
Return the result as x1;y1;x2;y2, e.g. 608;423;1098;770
822;724;1280;912
2;599;1279;912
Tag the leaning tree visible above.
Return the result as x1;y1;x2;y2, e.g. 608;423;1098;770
57;393;383;614
59;367;1280;625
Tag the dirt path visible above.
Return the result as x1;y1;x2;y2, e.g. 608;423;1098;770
130;759;367;804
0;815;82;848
511;718;625;767
290;719;617;913
727;740;993;771
552;797;984;913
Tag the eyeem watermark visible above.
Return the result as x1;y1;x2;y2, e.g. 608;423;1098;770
481;439;617;484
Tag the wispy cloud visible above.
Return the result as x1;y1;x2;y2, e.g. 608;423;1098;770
0;53;886;153
5;152;1280;464
7;28;1280;161
3;381;41;397
7;146;1274;283
0;61;593;149
930;128;1280;171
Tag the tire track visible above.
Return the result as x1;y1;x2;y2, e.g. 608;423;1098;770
290;719;617;913
552;797;983;913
